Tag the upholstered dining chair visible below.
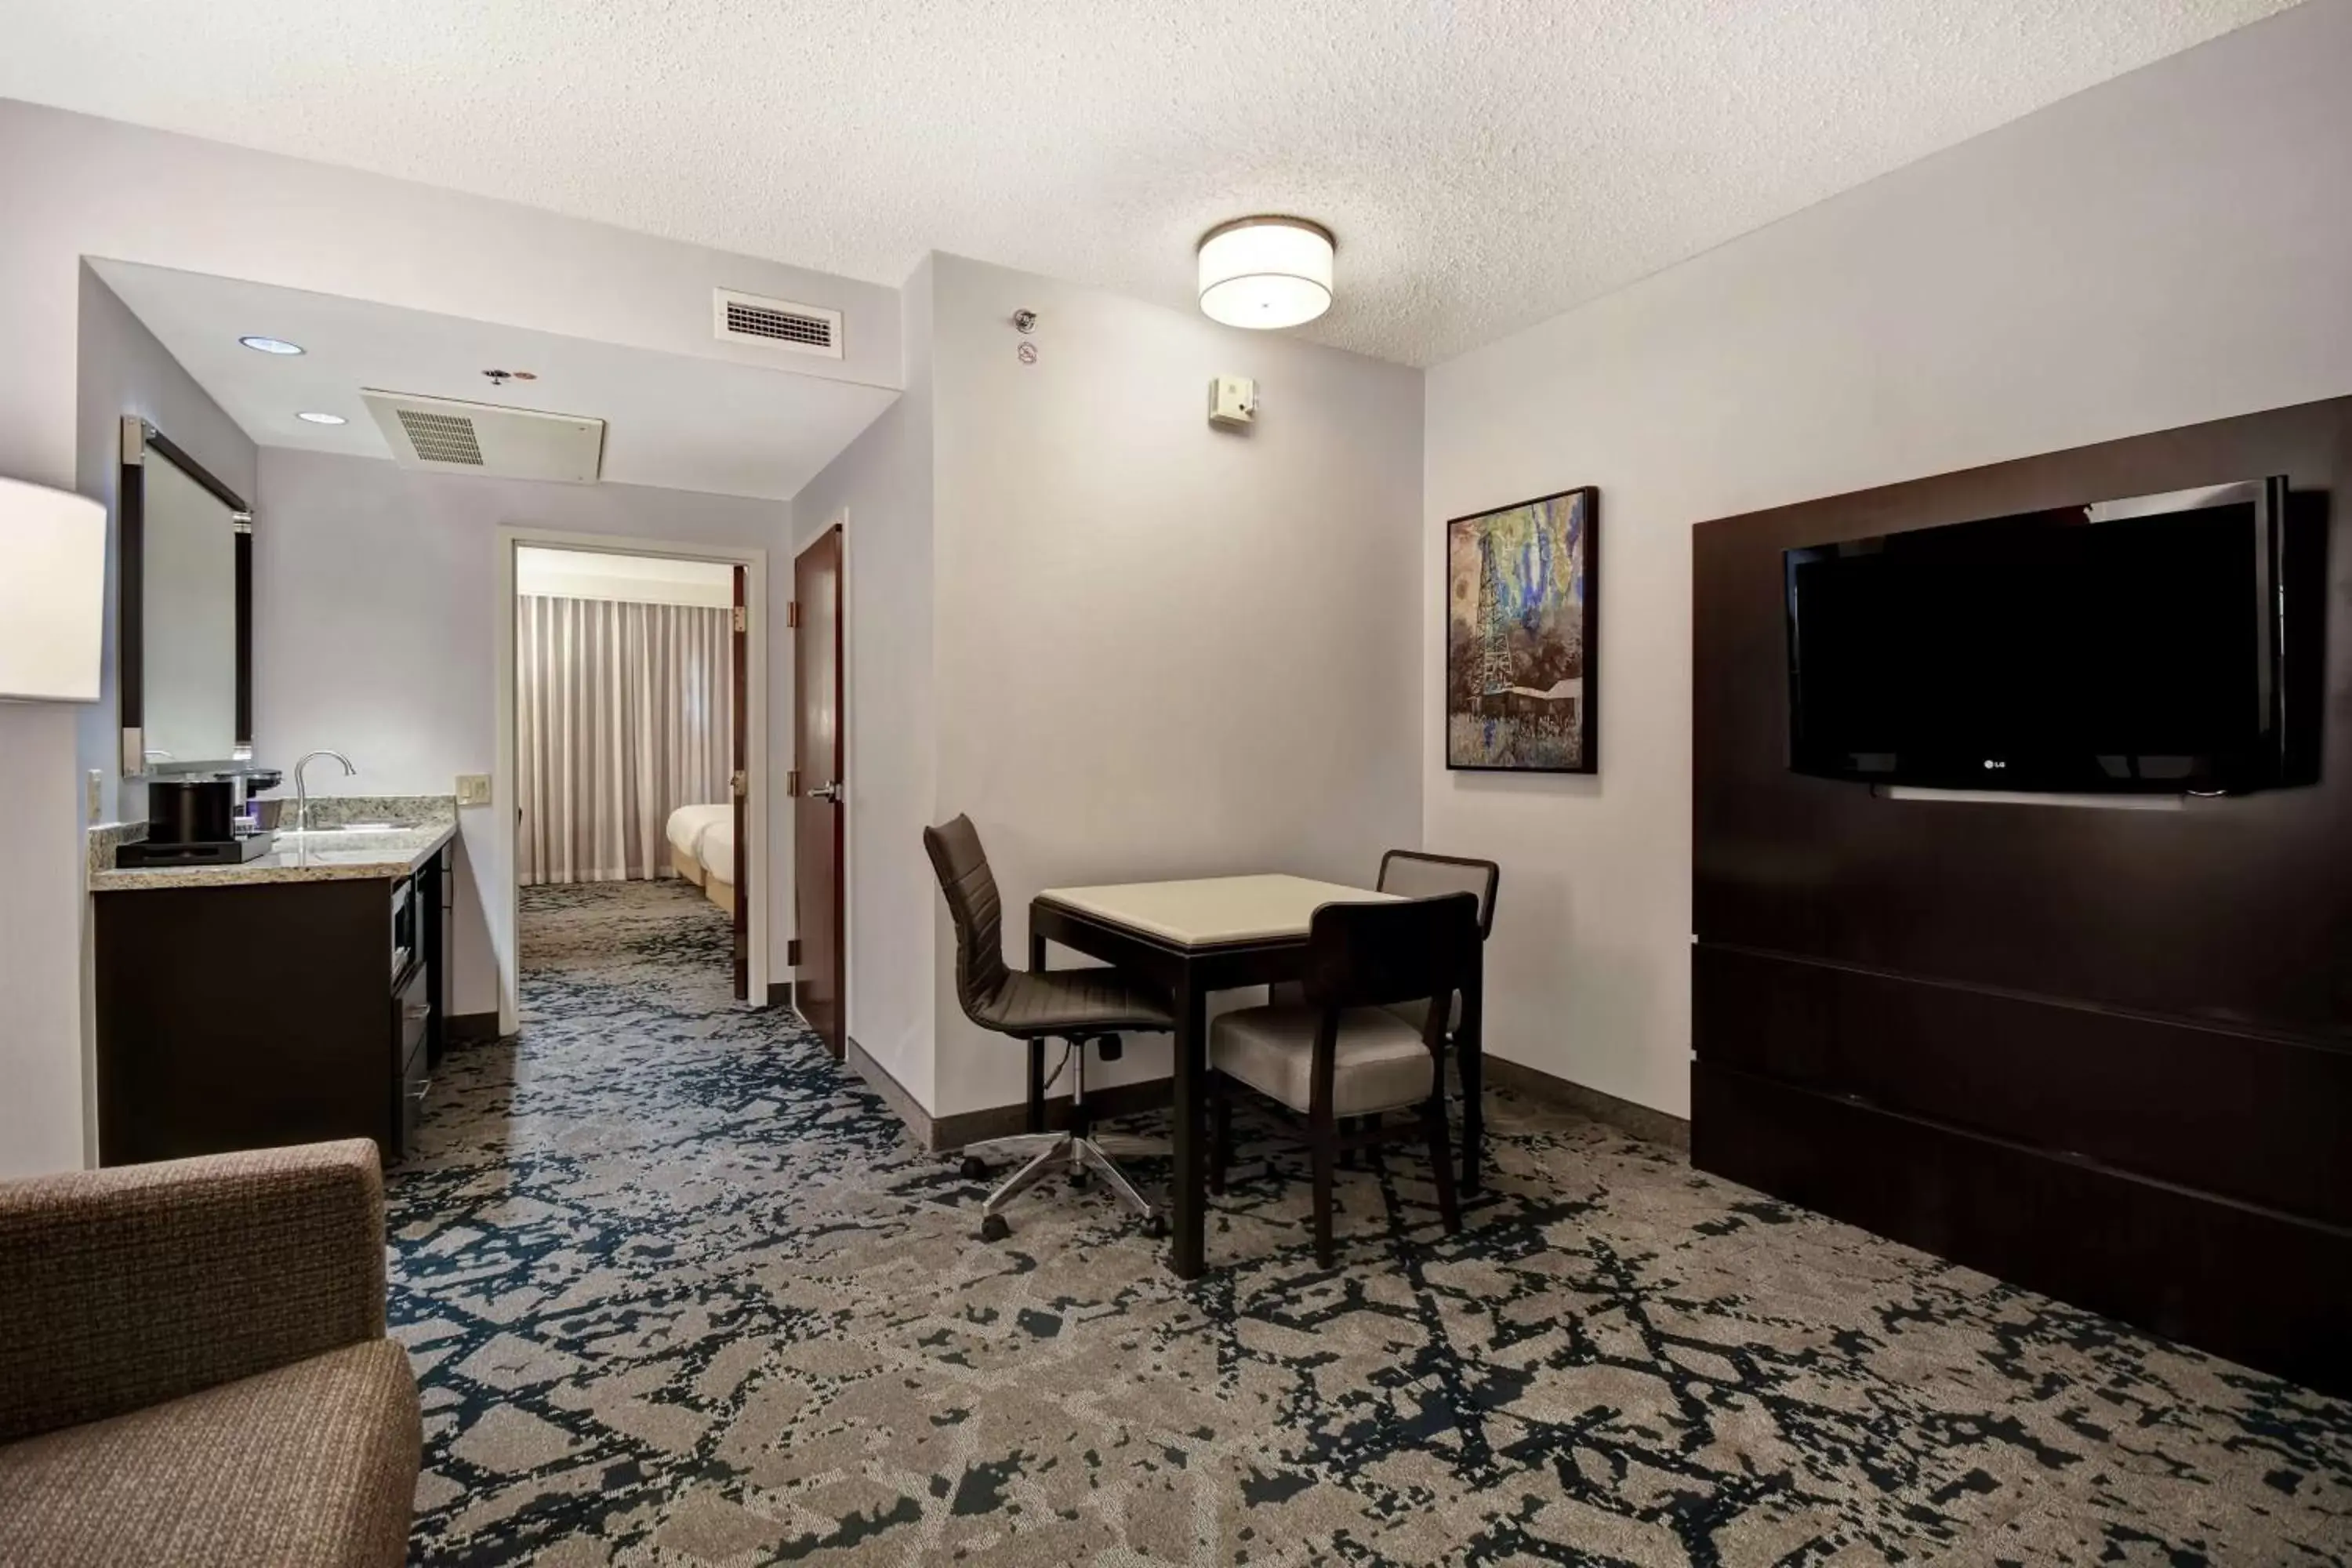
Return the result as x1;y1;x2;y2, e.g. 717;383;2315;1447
1375;849;1500;1017
1276;851;1499;1158
924;815;1174;1242
1207;892;1480;1268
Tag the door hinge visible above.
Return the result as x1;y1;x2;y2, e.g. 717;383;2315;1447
786;600;800;629
732;605;748;633
786;768;800;797
786;938;802;967
731;769;748;798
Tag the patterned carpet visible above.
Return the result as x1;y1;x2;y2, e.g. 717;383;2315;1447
387;881;2352;1566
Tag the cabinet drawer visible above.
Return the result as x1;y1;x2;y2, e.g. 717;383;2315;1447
395;960;431;1058
398;1028;430;1156
394;960;432;1159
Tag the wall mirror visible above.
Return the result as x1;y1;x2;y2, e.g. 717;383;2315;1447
118;416;252;776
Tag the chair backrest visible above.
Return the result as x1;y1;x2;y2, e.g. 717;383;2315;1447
1298;894;1480;1030
1377;850;1499;939
922;815;1011;1023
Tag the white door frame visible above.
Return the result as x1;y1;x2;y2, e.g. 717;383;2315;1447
495;526;770;1035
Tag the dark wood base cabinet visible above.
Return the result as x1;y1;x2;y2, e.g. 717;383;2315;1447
94;851;448;1167
1694;1057;2352;1396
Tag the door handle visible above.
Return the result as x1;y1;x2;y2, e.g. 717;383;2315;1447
804;781;843;804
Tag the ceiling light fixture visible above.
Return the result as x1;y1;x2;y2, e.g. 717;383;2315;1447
1197;216;1334;330
296;411;347;426
238;335;305;355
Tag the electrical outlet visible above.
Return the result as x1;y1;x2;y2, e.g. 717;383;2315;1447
87;769;103;824
456;774;492;807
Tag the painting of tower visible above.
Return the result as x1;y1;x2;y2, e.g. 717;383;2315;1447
1446;487;1598;771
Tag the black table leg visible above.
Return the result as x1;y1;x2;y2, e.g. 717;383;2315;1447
1025;1040;1047;1134
1169;967;1209;1279
1460;956;1485;1194
1027;928;1050;1134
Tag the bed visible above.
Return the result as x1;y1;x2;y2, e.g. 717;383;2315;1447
664;804;731;887
697;815;738;916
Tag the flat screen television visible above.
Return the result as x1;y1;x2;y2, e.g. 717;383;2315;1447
1784;477;2307;794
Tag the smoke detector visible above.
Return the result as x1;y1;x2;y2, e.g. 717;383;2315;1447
360;390;604;483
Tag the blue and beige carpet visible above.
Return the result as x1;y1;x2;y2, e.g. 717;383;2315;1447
388;881;2352;1565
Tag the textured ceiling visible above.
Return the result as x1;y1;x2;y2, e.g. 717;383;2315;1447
7;0;2303;366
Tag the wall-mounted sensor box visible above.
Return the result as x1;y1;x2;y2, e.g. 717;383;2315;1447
1209;376;1258;429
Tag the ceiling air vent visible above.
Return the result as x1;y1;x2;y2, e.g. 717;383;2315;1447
396;408;485;466
713;289;844;359
361;390;605;483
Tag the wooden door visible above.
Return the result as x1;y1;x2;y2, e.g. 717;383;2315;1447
731;564;750;1002
793;527;845;1057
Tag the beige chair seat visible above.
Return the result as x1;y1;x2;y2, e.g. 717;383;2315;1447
0;1340;419;1568
1210;1004;1434;1118
1380;993;1464;1035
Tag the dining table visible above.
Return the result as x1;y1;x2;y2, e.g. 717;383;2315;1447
1029;873;1486;1279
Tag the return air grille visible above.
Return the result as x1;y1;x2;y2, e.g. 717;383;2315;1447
396;408;485;466
713;289;844;359
361;390;604;483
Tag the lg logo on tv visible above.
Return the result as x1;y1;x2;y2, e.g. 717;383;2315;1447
1983;760;2007;770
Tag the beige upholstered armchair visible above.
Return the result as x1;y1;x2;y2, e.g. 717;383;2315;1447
0;1140;419;1567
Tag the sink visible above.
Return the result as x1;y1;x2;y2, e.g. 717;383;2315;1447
278;822;400;837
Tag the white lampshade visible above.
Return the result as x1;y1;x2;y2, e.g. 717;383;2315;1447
0;476;107;702
1197;217;1334;329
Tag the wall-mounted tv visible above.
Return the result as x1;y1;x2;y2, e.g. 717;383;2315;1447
1784;477;2312;794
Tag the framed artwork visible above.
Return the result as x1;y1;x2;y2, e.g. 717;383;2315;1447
1446;486;1599;773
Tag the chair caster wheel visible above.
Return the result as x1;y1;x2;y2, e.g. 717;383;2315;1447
1143;1213;1167;1240
958;1156;987;1181
979;1213;1011;1243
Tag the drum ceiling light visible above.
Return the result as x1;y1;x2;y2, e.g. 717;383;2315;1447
1196;216;1334;330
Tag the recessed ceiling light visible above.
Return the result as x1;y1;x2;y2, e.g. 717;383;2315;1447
1197;217;1335;330
238;336;305;355
296;411;347;426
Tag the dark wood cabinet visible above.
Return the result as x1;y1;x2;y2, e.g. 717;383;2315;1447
93;845;452;1167
1692;395;2352;1396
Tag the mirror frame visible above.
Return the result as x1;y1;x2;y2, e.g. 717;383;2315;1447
118;416;253;778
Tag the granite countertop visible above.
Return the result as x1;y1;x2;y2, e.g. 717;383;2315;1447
89;821;458;892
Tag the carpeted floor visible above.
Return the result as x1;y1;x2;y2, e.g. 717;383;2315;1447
388;880;2352;1566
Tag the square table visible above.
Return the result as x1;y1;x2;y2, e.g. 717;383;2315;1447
1030;873;1486;1279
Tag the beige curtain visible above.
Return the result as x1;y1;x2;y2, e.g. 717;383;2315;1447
517;594;733;884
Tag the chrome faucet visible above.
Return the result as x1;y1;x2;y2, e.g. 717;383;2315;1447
292;750;357;839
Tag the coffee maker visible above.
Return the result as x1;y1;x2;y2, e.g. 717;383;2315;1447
118;767;284;868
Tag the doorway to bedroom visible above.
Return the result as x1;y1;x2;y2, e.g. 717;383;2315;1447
496;536;768;1027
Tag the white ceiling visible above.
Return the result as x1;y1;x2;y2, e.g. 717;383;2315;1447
6;2;2299;366
93;260;898;501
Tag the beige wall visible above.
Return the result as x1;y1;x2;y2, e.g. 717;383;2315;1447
789;252;1428;1118
74;267;260;826
924;254;1425;1116
1;96;880;1171
1422;0;2352;1118
789;258;938;1105
255;448;794;1019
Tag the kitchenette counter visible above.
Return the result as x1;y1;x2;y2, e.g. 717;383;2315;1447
89;821;458;892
